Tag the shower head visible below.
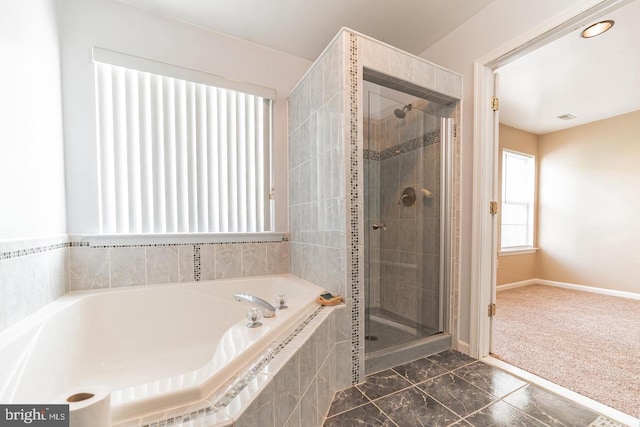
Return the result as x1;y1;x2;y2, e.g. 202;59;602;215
394;103;412;119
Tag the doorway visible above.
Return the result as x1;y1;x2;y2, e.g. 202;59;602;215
472;0;639;423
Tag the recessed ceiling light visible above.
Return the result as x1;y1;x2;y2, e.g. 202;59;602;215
581;20;614;38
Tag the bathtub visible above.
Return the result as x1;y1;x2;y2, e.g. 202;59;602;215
0;274;325;423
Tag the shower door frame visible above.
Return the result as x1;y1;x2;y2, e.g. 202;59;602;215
362;79;455;354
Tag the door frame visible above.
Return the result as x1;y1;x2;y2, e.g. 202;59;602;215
469;0;634;359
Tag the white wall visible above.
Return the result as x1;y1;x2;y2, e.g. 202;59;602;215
419;0;597;345
0;0;67;239
59;0;312;234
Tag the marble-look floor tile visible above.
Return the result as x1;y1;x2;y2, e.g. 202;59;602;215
450;421;473;426
504;385;600;426
427;349;476;371
323;403;395;427
453;362;526;398
392;357;448;384
356;369;412;400
327;387;369;417
418;373;497;417
463;400;546;426
375;386;460;427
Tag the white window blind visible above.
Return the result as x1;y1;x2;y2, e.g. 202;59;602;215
501;150;535;249
94;61;272;234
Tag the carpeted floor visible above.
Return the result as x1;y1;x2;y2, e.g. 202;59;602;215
493;284;640;417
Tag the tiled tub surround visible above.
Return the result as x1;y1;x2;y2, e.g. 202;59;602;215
122;304;351;427
68;239;289;290
288;28;462;385
0;236;289;333
0;273;346;426
0;236;70;332
324;350;627;427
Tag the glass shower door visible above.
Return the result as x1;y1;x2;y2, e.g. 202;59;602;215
364;80;450;354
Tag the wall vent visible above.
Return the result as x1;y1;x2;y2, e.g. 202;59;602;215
556;113;577;120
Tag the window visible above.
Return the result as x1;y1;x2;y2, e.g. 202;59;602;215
93;49;273;234
501;150;535;249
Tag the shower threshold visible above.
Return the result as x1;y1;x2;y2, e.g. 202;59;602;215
365;332;452;375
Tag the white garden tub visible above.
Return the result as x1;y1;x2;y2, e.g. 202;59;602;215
0;274;324;423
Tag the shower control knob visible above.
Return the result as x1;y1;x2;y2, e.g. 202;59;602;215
372;223;387;231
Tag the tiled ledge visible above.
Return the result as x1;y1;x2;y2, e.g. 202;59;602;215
114;304;351;427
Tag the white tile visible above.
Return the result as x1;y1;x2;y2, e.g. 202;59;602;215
69;246;109;291
266;241;289;275
389;48;414;83
199;244;216;281
215;244;242;279
241;243;267;277
110;247;146;287
360;37;390;75
178;245;195;282
413;59;437;92
146;246;179;284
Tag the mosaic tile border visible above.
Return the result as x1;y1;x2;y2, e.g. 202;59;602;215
348;32;361;385
0;241;87;261
141;306;325;427
363;129;440;161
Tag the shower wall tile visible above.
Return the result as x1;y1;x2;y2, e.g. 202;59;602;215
413;60;437;93
110;247;146;287
360;37;390;75
389;48;414;84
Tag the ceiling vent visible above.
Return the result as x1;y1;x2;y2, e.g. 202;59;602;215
556;113;577;120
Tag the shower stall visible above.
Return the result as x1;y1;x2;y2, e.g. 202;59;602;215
363;72;455;368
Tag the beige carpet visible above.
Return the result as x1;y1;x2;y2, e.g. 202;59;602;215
493;284;640;417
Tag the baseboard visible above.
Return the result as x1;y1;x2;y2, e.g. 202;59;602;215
496;279;537;291
497;278;640;300
537;279;640;301
457;340;470;355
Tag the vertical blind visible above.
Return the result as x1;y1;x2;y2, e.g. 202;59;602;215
94;62;272;234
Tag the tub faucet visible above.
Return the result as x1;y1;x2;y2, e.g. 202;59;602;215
234;293;276;318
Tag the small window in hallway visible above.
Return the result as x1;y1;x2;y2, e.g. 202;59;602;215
501;150;535;249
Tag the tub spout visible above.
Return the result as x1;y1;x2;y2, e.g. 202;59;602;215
234;293;276;318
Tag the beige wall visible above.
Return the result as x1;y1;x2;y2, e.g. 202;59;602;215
497;124;539;285
537;110;640;293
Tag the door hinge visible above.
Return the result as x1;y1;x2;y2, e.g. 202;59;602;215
489;201;498;215
491;96;499;111
488;303;497;317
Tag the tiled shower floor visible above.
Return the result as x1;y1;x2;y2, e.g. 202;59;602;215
323;350;626;427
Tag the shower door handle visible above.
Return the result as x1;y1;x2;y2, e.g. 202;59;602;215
372;223;387;231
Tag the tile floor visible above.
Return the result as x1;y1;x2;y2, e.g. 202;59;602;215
323;350;626;427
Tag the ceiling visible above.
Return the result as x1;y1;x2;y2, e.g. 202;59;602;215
116;0;495;61
498;0;640;135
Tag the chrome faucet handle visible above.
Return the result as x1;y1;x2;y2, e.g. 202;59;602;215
246;308;263;328
275;294;288;310
372;223;387;230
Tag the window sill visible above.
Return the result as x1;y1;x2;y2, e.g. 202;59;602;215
499;248;538;256
69;232;287;246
